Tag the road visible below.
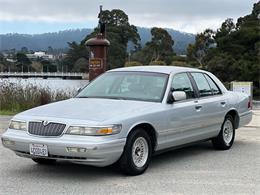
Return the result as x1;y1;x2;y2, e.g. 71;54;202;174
0;111;259;195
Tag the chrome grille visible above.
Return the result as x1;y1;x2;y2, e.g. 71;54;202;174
28;121;66;136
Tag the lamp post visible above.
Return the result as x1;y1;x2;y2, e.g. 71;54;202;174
85;6;110;81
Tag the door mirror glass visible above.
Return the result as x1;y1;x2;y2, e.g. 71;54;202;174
172;91;186;101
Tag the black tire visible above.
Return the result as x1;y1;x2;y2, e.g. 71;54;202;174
212;115;235;150
32;158;56;165
119;128;152;176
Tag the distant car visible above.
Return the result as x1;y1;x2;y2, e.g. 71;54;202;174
1;66;252;175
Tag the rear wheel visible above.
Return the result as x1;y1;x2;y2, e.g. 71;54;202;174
212;115;235;150
119;128;152;175
32;158;56;165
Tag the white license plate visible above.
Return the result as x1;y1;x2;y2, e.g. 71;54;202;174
29;144;48;157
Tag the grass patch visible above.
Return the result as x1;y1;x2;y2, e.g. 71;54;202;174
0;110;18;116
0;80;74;113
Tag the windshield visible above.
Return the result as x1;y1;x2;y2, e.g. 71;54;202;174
76;71;169;102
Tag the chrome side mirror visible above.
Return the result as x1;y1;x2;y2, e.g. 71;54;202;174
172;91;186;101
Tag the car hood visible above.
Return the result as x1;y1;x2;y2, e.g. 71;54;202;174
16;98;157;123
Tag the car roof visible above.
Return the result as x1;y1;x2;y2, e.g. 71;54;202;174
108;65;204;74
107;65;228;93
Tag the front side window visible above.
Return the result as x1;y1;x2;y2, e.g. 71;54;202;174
191;72;212;97
171;73;195;99
76;71;168;102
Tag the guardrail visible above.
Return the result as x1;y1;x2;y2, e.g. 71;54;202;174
0;72;88;79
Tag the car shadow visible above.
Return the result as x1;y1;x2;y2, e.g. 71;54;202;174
150;141;214;168
11;141;218;181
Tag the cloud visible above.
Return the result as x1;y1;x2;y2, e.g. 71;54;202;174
0;0;258;33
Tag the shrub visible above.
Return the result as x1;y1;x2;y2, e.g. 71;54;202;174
0;80;72;113
149;61;166;65
124;61;143;67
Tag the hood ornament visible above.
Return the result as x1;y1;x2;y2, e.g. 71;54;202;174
42;121;49;126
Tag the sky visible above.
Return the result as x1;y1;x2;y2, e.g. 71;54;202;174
0;0;258;35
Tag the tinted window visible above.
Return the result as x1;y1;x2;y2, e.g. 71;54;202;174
171;73;195;99
204;74;221;95
191;72;212;97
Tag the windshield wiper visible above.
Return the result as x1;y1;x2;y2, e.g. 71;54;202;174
76;96;127;100
108;97;126;100
76;96;90;98
95;96;127;100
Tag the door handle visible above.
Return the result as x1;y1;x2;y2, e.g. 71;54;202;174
195;105;202;110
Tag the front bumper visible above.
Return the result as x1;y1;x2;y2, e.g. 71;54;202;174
1;129;126;167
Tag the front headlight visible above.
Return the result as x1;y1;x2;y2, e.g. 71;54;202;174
9;120;27;131
66;124;122;136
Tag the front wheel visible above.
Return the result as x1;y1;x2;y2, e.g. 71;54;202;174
119;128;152;175
212;115;235;150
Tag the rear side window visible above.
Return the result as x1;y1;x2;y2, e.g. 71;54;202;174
204;74;221;95
171;73;196;99
191;72;212;97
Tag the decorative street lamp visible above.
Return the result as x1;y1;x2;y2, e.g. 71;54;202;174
85;6;110;81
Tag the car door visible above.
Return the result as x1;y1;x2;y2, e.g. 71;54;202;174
189;72;228;138
157;72;202;150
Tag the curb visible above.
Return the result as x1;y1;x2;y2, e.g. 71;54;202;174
253;100;260;109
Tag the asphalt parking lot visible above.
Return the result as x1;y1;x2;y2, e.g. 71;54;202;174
0;111;259;195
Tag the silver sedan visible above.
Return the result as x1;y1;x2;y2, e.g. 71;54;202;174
1;66;252;175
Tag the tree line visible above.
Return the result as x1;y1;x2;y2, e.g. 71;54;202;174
187;2;259;97
0;49;66;73
0;2;259;97
65;2;259;97
187;2;259;85
65;9;177;71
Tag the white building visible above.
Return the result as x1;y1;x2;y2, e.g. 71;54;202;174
26;51;54;60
